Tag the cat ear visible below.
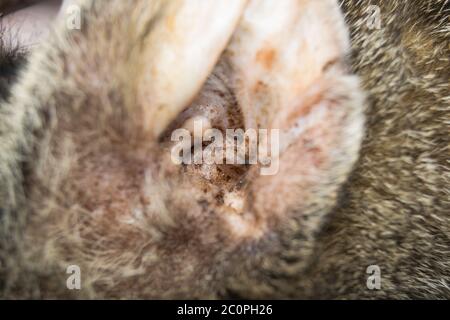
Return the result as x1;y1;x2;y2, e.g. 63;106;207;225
224;0;365;238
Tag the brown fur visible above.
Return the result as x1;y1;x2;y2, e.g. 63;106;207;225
0;0;448;299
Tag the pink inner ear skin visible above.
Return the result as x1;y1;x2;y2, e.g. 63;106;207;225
1;0;62;49
227;0;350;132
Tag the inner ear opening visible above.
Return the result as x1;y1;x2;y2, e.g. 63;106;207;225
158;61;252;190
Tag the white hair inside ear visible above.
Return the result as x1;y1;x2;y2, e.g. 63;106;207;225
1;0;66;49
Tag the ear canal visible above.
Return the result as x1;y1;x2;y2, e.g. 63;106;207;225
137;0;248;138
222;0;365;238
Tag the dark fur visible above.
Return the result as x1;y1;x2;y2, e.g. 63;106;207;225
0;27;26;102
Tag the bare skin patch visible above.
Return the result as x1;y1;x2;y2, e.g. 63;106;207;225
255;47;277;70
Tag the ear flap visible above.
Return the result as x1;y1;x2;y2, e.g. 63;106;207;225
136;0;248;138
223;0;365;238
